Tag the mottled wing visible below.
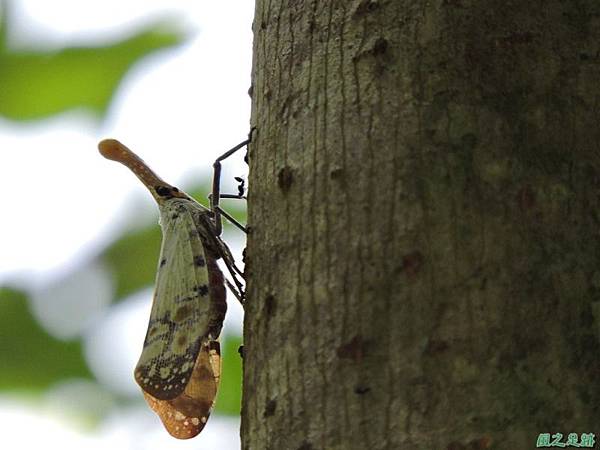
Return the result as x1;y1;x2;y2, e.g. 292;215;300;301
142;340;221;439
135;200;215;400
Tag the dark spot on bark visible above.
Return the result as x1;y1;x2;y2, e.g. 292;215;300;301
373;37;388;55
446;443;466;450
245;225;253;235
461;133;478;150
277;166;293;192
265;294;276;319
194;255;206;267
443;0;464;6
155;185;173;198
330;167;344;180
354;385;371;395
247;84;253;97
264;398;277;417
402;251;424;278
171;214;179;220
238;345;245;359
498;31;536;48
447;436;492;450
260;20;267;30
424;338;449;355
337;335;367;362
467;437;492;450
177;335;187;346
174;304;192;322
194;285;209;296
517;185;535;211
354;0;379;16
160;258;167;268
297;442;313;450
242;247;247;264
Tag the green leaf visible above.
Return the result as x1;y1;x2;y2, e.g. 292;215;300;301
102;224;162;300
215;334;243;415
0;287;93;392
0;21;185;120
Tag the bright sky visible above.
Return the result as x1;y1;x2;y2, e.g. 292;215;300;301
0;1;254;448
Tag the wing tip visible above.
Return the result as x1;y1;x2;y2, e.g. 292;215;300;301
134;368;187;401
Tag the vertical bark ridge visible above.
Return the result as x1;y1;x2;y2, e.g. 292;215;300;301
245;1;600;448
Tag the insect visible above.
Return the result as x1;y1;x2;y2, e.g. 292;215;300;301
98;135;250;438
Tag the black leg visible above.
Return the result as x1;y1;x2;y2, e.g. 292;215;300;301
196;213;246;305
225;279;244;305
211;127;255;235
217;240;246;304
216;206;247;234
219;194;247;200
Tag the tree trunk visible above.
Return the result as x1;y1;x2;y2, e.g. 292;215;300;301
242;1;600;449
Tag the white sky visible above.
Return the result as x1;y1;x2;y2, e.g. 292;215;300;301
1;0;253;283
0;1;254;448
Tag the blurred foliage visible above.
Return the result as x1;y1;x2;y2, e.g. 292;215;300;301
0;287;93;392
0;3;185;120
0;4;246;421
103;224;162;300
216;334;243;415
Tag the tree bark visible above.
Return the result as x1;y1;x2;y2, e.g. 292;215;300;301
242;1;600;449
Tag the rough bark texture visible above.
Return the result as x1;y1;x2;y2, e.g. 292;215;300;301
242;1;600;449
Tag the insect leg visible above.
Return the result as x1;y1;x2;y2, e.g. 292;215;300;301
210;127;256;235
225;279;244;305
197;213;246;304
215;234;246;302
219;194;247;200
220;246;246;305
215;206;247;234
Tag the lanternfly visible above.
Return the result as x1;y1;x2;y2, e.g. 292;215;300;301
98;135;250;439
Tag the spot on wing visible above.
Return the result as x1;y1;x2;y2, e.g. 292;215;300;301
140;340;221;438
172;328;194;353
174;304;192;322
194;285;209;296
145;322;170;343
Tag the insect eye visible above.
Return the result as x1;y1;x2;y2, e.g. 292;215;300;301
172;187;179;192
155;186;172;197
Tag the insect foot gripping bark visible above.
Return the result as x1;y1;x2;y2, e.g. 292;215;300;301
98;138;244;439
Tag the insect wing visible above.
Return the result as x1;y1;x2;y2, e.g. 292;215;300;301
143;340;221;439
135;200;215;400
